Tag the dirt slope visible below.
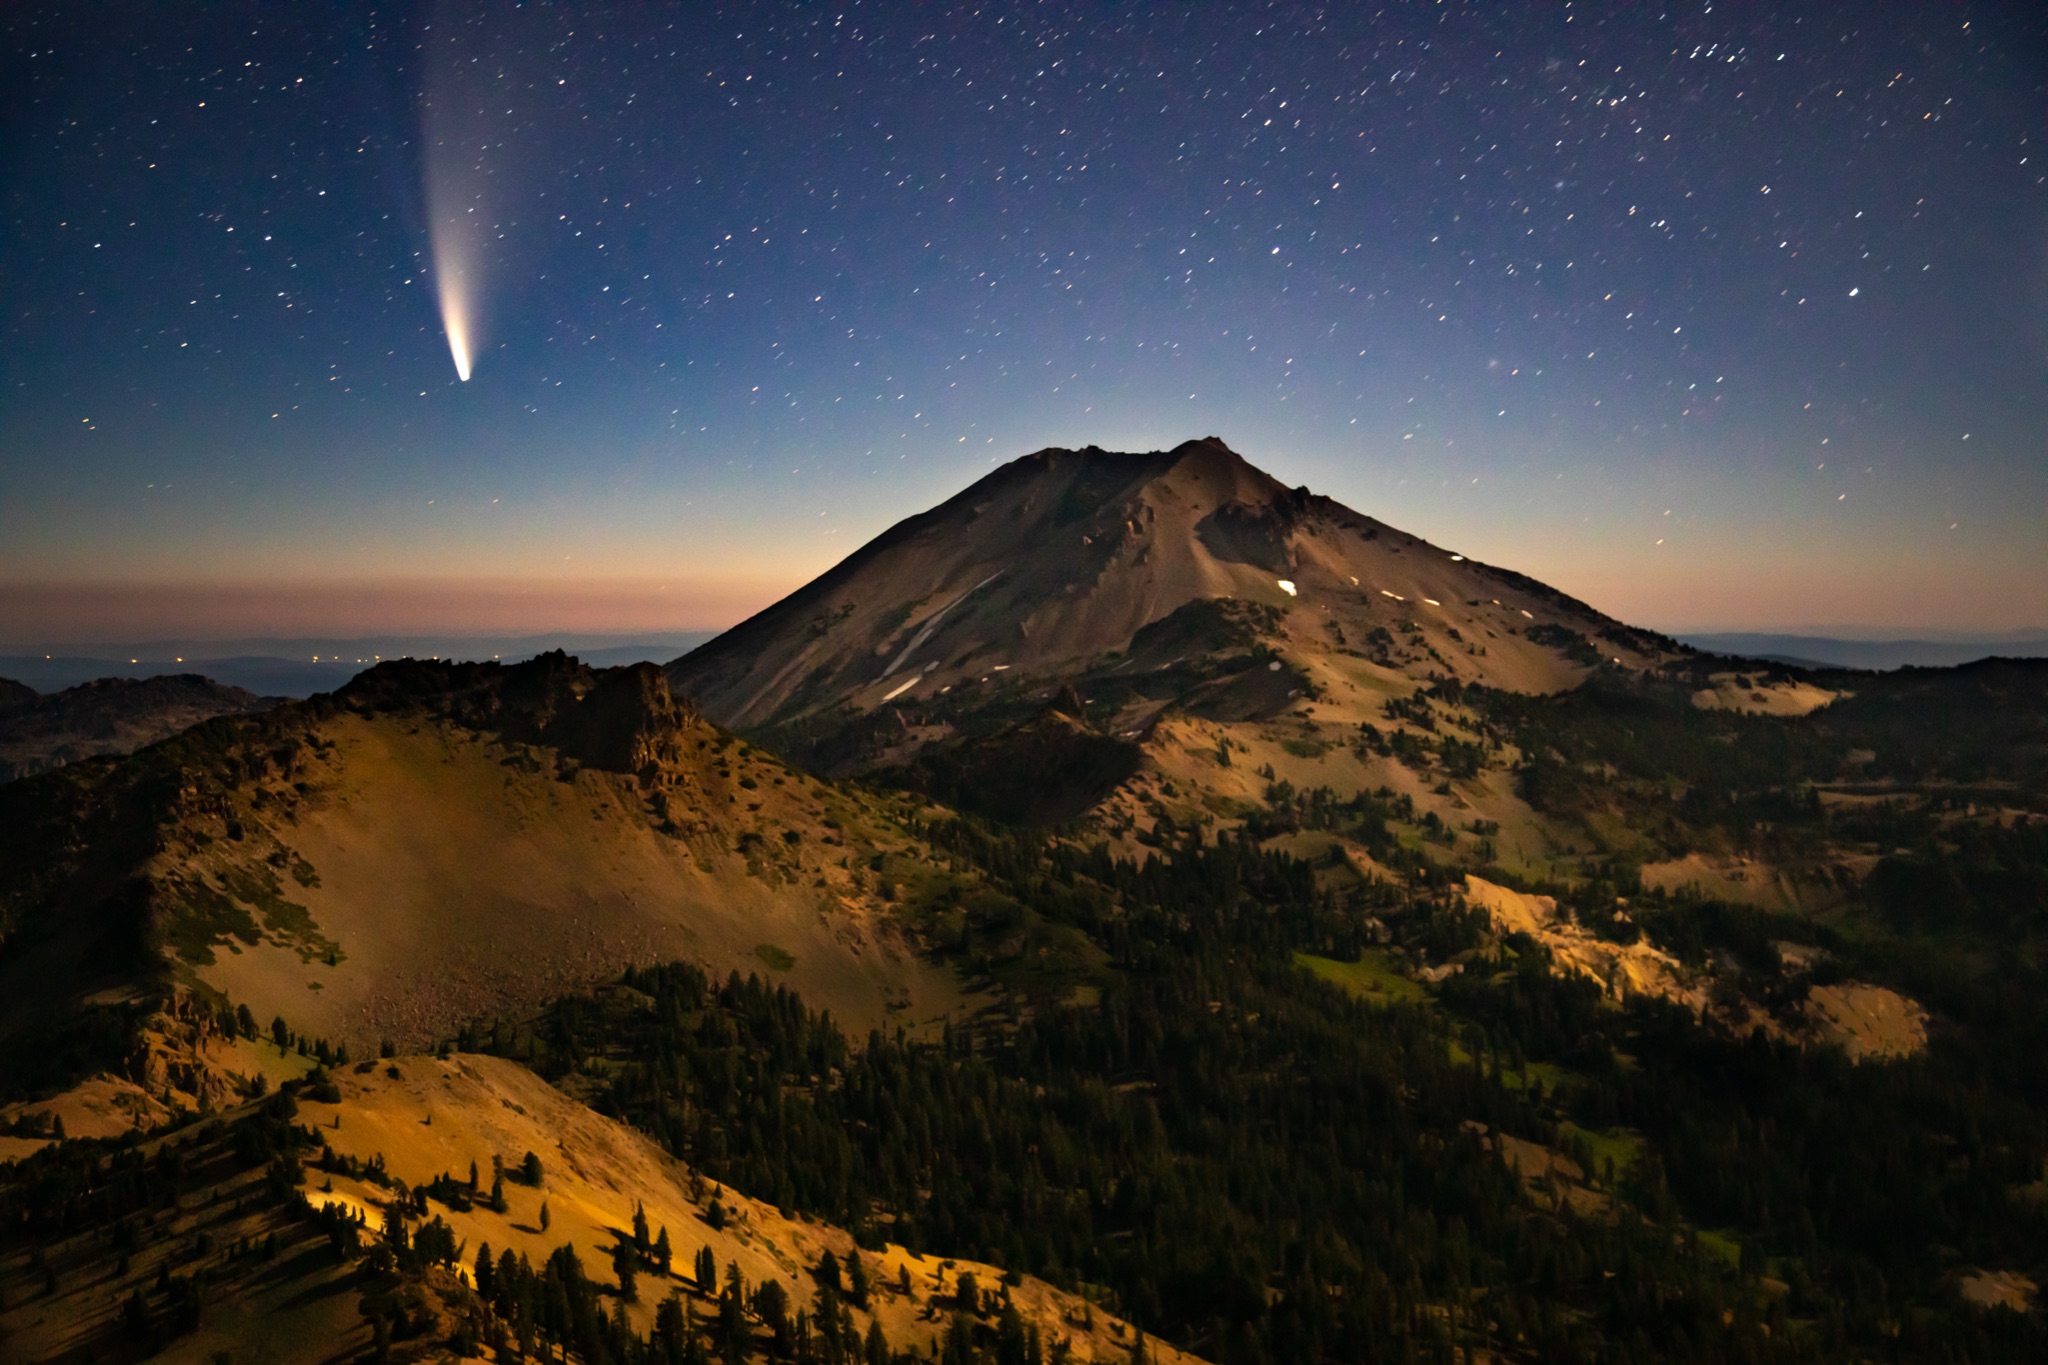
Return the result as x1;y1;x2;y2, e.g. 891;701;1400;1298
193;708;960;1051
0;654;970;1114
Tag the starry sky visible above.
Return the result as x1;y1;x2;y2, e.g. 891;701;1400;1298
2;1;2043;646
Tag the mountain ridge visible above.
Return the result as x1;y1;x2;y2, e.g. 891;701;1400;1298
0;651;979;1103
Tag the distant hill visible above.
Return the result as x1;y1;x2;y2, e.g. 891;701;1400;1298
0;673;273;783
1680;631;2048;671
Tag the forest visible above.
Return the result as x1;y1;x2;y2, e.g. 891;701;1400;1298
466;791;2048;1364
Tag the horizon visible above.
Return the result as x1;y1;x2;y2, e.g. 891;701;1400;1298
5;434;2047;652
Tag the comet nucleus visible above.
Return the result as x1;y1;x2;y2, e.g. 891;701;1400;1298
435;249;474;382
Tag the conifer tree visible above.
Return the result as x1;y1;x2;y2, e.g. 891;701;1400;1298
612;1239;639;1302
847;1250;869;1307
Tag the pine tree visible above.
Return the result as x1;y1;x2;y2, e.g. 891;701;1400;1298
613;1239;639;1302
754;1278;791;1355
716;1277;751;1364
847;1250;869;1307
942;1310;975;1365
655;1291;690;1353
539;1200;551;1233
474;1242;495;1301
489;1173;507;1213
634;1201;651;1254
655;1225;673;1275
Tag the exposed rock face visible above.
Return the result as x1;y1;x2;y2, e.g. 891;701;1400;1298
1462;875;1707;1011
1460;874;1930;1062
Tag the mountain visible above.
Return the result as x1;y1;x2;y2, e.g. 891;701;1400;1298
0;652;990;1113
0;672;274;783
670;439;1672;764
8;441;2048;1362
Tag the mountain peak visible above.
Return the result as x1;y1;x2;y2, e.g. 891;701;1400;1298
671;439;1659;753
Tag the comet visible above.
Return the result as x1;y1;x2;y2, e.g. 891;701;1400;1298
421;2;487;383
423;113;482;382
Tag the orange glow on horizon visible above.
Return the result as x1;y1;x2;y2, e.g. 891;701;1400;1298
0;577;797;647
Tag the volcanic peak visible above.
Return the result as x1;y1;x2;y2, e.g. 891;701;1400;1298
669;438;1658;753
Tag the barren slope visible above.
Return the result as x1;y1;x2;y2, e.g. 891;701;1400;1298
0;653;970;1114
195;709;961;1051
670;438;1669;744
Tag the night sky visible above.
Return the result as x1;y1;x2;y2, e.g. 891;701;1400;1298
3;1;2043;646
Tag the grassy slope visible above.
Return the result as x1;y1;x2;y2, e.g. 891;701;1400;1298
1293;950;1429;1007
